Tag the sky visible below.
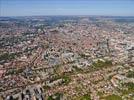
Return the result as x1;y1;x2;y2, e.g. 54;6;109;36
0;0;134;16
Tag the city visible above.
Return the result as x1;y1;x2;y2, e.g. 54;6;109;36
0;16;134;100
0;0;134;100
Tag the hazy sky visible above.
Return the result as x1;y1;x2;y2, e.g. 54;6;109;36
0;0;134;16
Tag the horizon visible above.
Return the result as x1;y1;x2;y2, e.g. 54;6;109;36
1;0;134;17
1;15;134;17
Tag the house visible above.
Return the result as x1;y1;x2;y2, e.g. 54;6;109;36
61;52;75;64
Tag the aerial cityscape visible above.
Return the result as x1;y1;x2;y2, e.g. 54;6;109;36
0;0;134;100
